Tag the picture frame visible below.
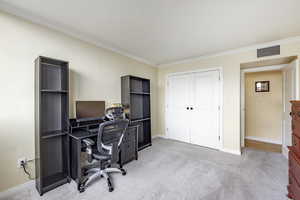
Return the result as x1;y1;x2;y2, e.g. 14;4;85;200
255;81;270;92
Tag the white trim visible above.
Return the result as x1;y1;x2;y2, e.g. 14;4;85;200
281;60;299;159
282;70;287;158
240;70;245;148
245;136;282;145
158;36;300;67
152;134;167;139
0;2;156;67
221;148;242;156
282;145;289;159
242;64;288;72
296;59;300;100
165;67;223;150
0;180;35;199
240;64;287;150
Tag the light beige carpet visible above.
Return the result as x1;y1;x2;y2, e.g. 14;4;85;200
0;138;288;200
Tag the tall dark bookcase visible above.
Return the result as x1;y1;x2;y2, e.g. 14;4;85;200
121;75;151;150
34;56;70;195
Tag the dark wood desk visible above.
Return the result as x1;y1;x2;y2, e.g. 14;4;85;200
68;121;138;188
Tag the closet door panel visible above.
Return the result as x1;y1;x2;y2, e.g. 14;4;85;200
166;74;191;143
190;71;220;149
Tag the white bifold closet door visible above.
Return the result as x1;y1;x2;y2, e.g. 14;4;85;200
167;73;191;143
166;70;220;149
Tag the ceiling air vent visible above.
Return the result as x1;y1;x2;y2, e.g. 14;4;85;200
257;45;280;58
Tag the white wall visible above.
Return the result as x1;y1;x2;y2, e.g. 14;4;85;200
2;8;300;193
0;11;157;191
157;42;300;154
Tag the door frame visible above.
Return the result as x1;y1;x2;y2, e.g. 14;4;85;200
165;67;223;150
240;62;299;157
281;59;300;157
240;64;286;148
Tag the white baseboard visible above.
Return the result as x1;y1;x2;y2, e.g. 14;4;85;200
155;136;242;156
0;180;34;199
221;148;242;156
152;134;167;139
282;145;289;159
245;136;282;145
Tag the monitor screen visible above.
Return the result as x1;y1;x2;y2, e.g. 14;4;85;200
76;101;105;119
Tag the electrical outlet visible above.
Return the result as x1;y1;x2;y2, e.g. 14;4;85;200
17;157;26;168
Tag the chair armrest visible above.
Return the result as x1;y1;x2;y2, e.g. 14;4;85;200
82;138;95;146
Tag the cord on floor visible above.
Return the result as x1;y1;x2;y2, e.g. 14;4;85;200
20;161;34;180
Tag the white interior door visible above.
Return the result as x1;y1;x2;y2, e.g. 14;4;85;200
283;59;298;157
166;73;191;143
166;70;221;149
190;71;220;149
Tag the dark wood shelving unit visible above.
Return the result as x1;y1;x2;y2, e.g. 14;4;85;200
121;75;151;150
35;56;70;196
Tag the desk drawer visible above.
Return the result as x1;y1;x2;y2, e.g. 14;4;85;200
289;149;300;185
289;171;300;200
120;141;137;165
292;104;300;114
292;119;300;138
293;134;300;157
123;127;136;143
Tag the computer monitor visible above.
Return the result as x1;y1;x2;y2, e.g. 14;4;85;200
76;101;105;119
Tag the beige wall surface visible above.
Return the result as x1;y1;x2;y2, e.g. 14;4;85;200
2;8;300;192
157;41;300;154
0;11;157;191
245;71;282;143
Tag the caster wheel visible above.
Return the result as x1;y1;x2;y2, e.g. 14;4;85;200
121;169;127;176
78;185;85;193
107;179;113;192
79;187;85;193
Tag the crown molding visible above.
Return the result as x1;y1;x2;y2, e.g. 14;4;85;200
241;64;288;73
0;2;157;67
158;36;300;67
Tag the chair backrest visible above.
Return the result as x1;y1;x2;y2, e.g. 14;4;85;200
97;119;129;162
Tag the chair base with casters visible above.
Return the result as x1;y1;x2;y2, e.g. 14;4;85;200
78;118;129;193
78;162;127;192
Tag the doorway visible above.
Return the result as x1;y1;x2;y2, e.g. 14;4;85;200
166;68;222;150
240;56;299;157
244;70;283;152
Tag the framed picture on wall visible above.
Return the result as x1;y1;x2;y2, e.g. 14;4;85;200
255;81;270;92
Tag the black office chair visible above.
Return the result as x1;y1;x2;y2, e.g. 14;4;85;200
105;106;125;120
79;118;129;192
